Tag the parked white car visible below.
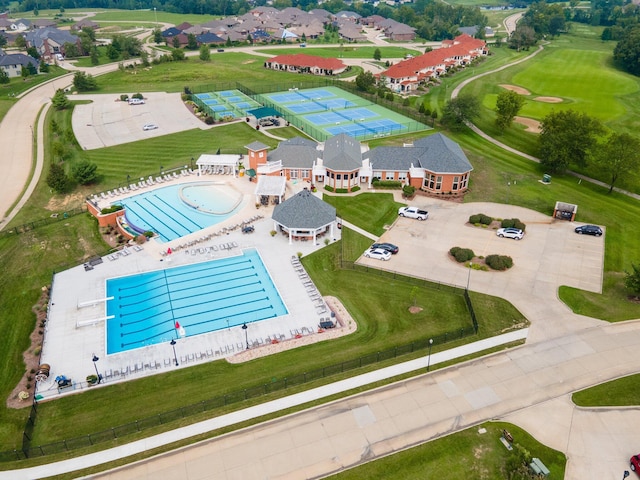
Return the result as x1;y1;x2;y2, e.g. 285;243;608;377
496;227;524;240
142;123;158;131
128;98;145;105
398;206;429;221
364;248;391;261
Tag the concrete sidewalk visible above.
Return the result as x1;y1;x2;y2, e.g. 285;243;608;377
0;330;527;480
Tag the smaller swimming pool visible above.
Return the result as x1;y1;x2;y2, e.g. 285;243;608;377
115;182;245;242
105;249;288;354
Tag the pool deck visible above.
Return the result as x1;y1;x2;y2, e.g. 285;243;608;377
37;173;343;400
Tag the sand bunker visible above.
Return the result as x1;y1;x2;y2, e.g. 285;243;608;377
499;84;530;95
514;116;541;133
534;96;562;103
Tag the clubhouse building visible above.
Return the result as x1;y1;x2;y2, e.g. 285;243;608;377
245;132;472;194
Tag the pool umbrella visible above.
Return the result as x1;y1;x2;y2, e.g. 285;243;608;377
175;321;180;329
167;247;172;255
246;169;256;178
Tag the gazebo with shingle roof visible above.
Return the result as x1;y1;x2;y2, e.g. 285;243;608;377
271;189;336;244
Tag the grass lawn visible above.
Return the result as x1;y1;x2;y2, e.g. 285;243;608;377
323;192;404;237
1;28;639;465
328;422;565;480
458;28;640;192
573;373;640;406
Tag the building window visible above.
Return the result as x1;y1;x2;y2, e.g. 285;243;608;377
461;173;468;189
336;174;342;180
258;152;264;158
386;172;394;180
398;172;407;180
436;176;442;190
452;176;459;191
426;174;435;190
301;169;309;178
290;170;298;179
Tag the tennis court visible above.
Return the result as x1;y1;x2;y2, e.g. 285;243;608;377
326;118;408;137
257;86;429;140
194;90;261;120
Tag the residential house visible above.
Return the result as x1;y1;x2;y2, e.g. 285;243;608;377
32;18;56;29
264;53;347;75
338;23;367;42
0;50;39;78
73;19;100;31
246;132;472;194
23;27;80;61
379;33;488;93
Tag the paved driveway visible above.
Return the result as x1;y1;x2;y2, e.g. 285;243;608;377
72;92;206;150
360;199;604;295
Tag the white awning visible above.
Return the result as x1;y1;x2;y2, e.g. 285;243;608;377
255;175;286;198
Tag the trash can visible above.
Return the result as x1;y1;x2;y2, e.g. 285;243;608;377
543;174;551;183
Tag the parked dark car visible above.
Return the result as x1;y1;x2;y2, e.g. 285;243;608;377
574;224;603;236
371;242;399;254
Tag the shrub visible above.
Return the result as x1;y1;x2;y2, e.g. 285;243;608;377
204;116;215;125
135;235;146;244
449;246;474;263
469;213;492;225
374;180;402;189
131;92;144;99
100;205;123;214
501;218;526;231
485;254;513;271
143;230;154;238
120;94;129;101
335;188;348;193
402;185;416;198
324;185;334;192
351;186;360;192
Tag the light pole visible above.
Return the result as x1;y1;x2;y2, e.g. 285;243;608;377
427;338;433;372
92;355;101;383
467;262;472;292
507;181;511;204
242;322;249;349
160;165;163;175
623;471;630;479
153;7;158;25
170;339;178;366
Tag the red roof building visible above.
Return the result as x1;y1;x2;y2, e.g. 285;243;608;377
264;54;347;76
380;34;488;93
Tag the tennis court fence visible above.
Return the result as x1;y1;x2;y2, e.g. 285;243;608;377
190;80;430;141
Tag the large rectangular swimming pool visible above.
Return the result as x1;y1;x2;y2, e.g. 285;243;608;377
105;249;288;354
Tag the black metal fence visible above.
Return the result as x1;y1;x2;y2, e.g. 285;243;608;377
6;318;476;461
0;206;88;239
190;80;430;142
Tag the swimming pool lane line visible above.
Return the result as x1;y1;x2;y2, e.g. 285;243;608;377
130;199;184;241
152;194;205;230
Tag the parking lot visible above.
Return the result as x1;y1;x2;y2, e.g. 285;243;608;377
71;92;207;150
359;199;605;298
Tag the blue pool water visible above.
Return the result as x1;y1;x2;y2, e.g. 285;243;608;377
105;249;288;354
116;182;245;242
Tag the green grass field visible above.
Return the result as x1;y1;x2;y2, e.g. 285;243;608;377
1;23;639;472
328;422;566;480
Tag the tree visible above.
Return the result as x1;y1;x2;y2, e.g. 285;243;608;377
225;36;232;47
0;69;9;85
186;33;198;50
72;160;98;185
441;94;480;131
539;110;604;172
199;43;211;61
172;36;181;49
495;90;525;132
624;263;640;299
73;71;98;91
508;25;537;51
153;28;163;44
106;44;119;60
373;48;381;61
594;132;640;193
14;35;26;49
0;35;7;48
613;25;640;76
90;46;99;65
52;89;71;110
355;71;376;92
64;42;79;58
171;48;185;61
26;46;40;59
27;62;37;75
46;162;69;193
39;59;49;72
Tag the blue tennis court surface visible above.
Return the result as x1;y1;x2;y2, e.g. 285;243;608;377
304;108;377;125
219;90;234;97
202;99;219;105
106;249;288;354
326;119;408;137
227;96;243;103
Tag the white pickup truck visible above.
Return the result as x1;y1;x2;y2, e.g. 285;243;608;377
398;206;429;221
